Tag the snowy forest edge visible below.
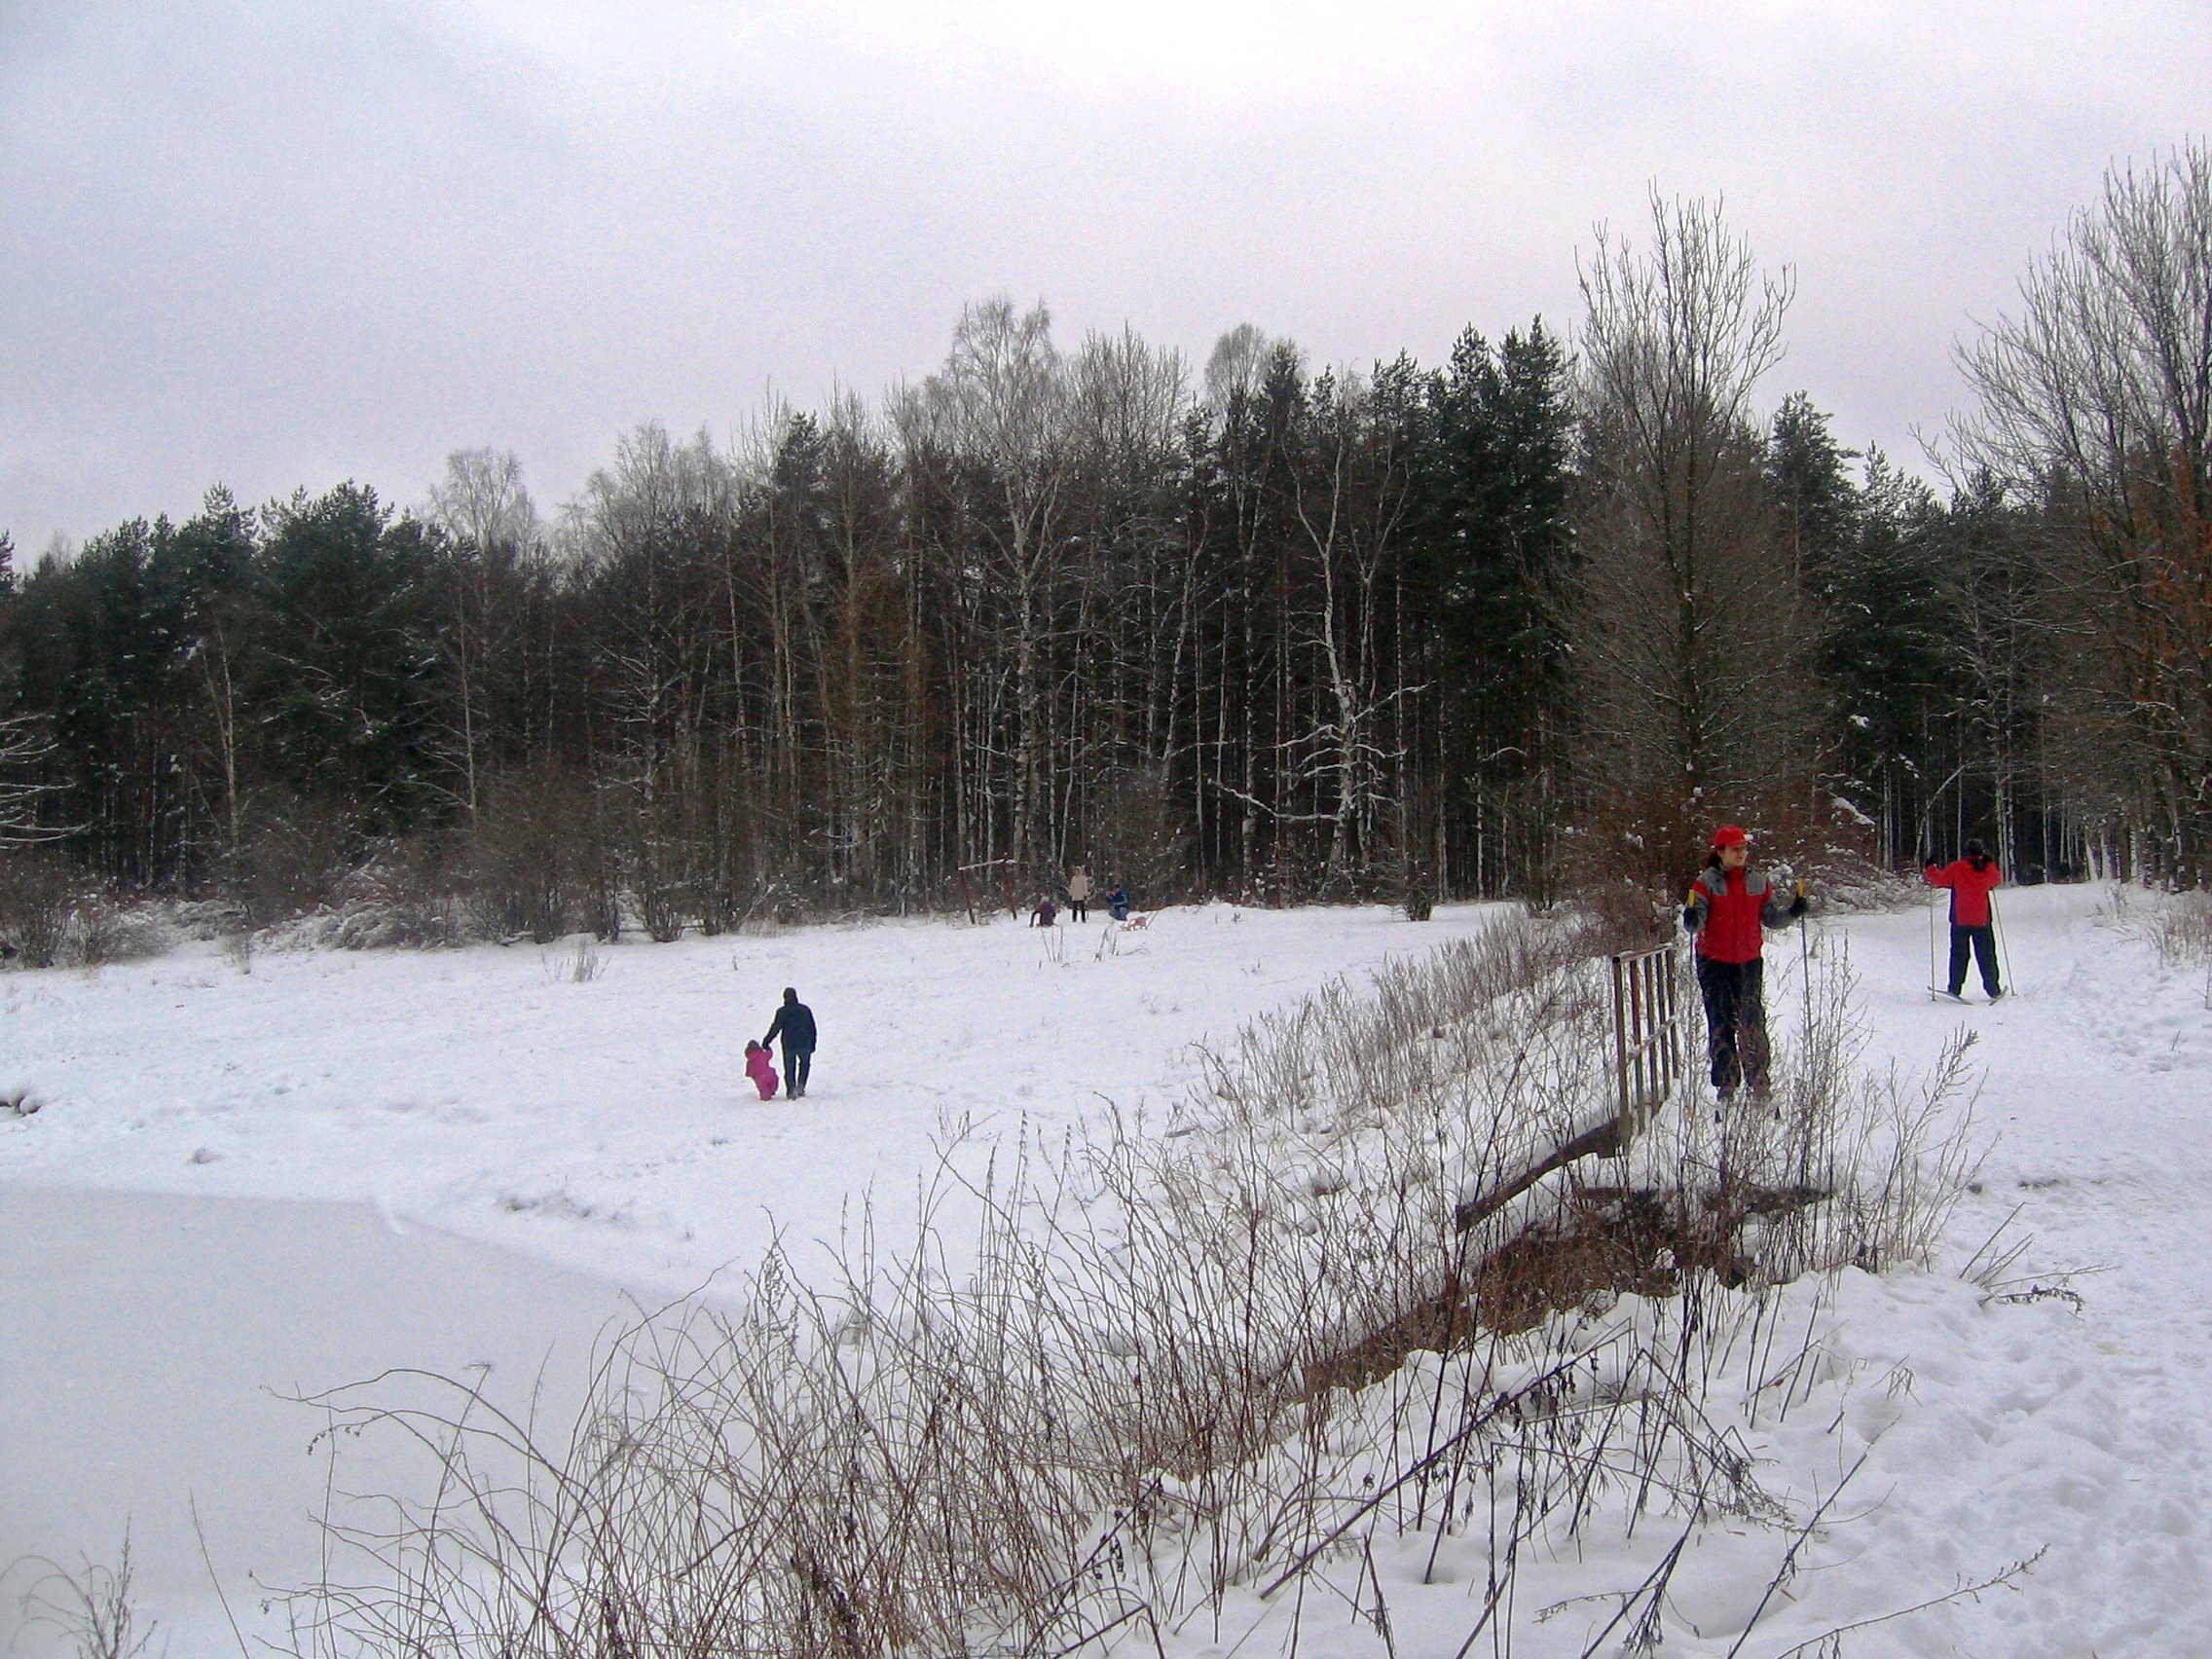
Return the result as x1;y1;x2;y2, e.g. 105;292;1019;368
4;147;2212;952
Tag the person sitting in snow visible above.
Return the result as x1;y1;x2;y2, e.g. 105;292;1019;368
1031;895;1057;927
1926;839;2004;1001
1682;824;1807;1104
743;1039;780;1101
1105;882;1131;923
761;986;817;1099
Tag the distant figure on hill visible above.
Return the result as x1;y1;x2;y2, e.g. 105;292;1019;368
1066;865;1091;922
1682;824;1806;1105
1030;895;1057;927
1106;882;1131;923
761;987;817;1099
1927;840;2004;1001
743;1039;779;1101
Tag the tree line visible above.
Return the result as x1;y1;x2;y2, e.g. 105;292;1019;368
3;148;2207;939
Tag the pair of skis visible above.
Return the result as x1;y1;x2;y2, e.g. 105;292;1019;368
1928;891;2016;1003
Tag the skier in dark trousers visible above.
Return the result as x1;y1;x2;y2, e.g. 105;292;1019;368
1682;825;1807;1103
1927;840;2003;1000
762;987;818;1099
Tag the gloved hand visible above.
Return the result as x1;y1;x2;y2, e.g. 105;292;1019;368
1681;887;1702;932
1788;878;1808;920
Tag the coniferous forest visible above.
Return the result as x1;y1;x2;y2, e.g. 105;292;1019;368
4;156;2209;942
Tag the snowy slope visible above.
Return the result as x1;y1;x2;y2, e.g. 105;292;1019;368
4;887;2209;1656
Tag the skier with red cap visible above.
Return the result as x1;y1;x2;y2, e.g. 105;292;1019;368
1681;825;1807;1103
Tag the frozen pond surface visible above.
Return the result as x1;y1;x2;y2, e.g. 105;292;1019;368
1;1187;638;1659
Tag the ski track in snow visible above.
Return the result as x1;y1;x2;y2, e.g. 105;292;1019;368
1766;889;2212;1655
3;887;2209;1656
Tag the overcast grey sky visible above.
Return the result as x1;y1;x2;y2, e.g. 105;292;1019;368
4;0;2206;548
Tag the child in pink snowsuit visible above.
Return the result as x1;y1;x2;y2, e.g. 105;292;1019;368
744;1040;780;1101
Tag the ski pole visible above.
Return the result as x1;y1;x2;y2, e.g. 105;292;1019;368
1929;892;1938;993
1796;878;1812;1047
1991;893;2015;996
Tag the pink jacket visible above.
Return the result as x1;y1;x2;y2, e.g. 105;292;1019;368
745;1046;780;1100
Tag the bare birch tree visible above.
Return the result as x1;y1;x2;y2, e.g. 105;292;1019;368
0;715;68;844
904;298;1072;869
427;448;539;821
1568;192;1820;880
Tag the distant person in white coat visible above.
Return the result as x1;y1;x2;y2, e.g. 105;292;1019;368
1066;865;1092;922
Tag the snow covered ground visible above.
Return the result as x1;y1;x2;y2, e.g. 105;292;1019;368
0;903;1515;1295
3;887;2209;1656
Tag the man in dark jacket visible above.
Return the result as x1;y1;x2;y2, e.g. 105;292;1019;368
762;987;818;1099
1927;840;2003;1000
1683;825;1807;1102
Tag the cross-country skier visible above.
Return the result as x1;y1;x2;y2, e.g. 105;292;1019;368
1682;825;1807;1103
1926;839;2003;1000
761;987;818;1099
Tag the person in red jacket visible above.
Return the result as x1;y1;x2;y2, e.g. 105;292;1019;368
1682;825;1807;1102
1927;839;2003;1000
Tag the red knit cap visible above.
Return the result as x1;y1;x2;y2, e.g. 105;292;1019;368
1711;824;1749;849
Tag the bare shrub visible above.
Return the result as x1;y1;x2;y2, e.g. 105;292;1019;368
228;793;355;926
542;938;604;984
1562;797;1885;955
463;770;579;942
11;1533;157;1659
461;769;624;943
1094;763;1189;906
0;849;75;968
682;789;762;937
63;899;125;968
1567;874;1673;953
0;873;169;973
2129;886;2212;969
311;839;463;949
628;831;686;943
60;897;166;968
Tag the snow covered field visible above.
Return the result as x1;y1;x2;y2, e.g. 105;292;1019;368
4;886;2210;1656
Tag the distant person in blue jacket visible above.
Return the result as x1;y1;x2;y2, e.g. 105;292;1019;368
1106;883;1131;922
761;987;817;1099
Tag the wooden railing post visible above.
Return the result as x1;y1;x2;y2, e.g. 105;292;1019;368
1607;941;1683;1154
